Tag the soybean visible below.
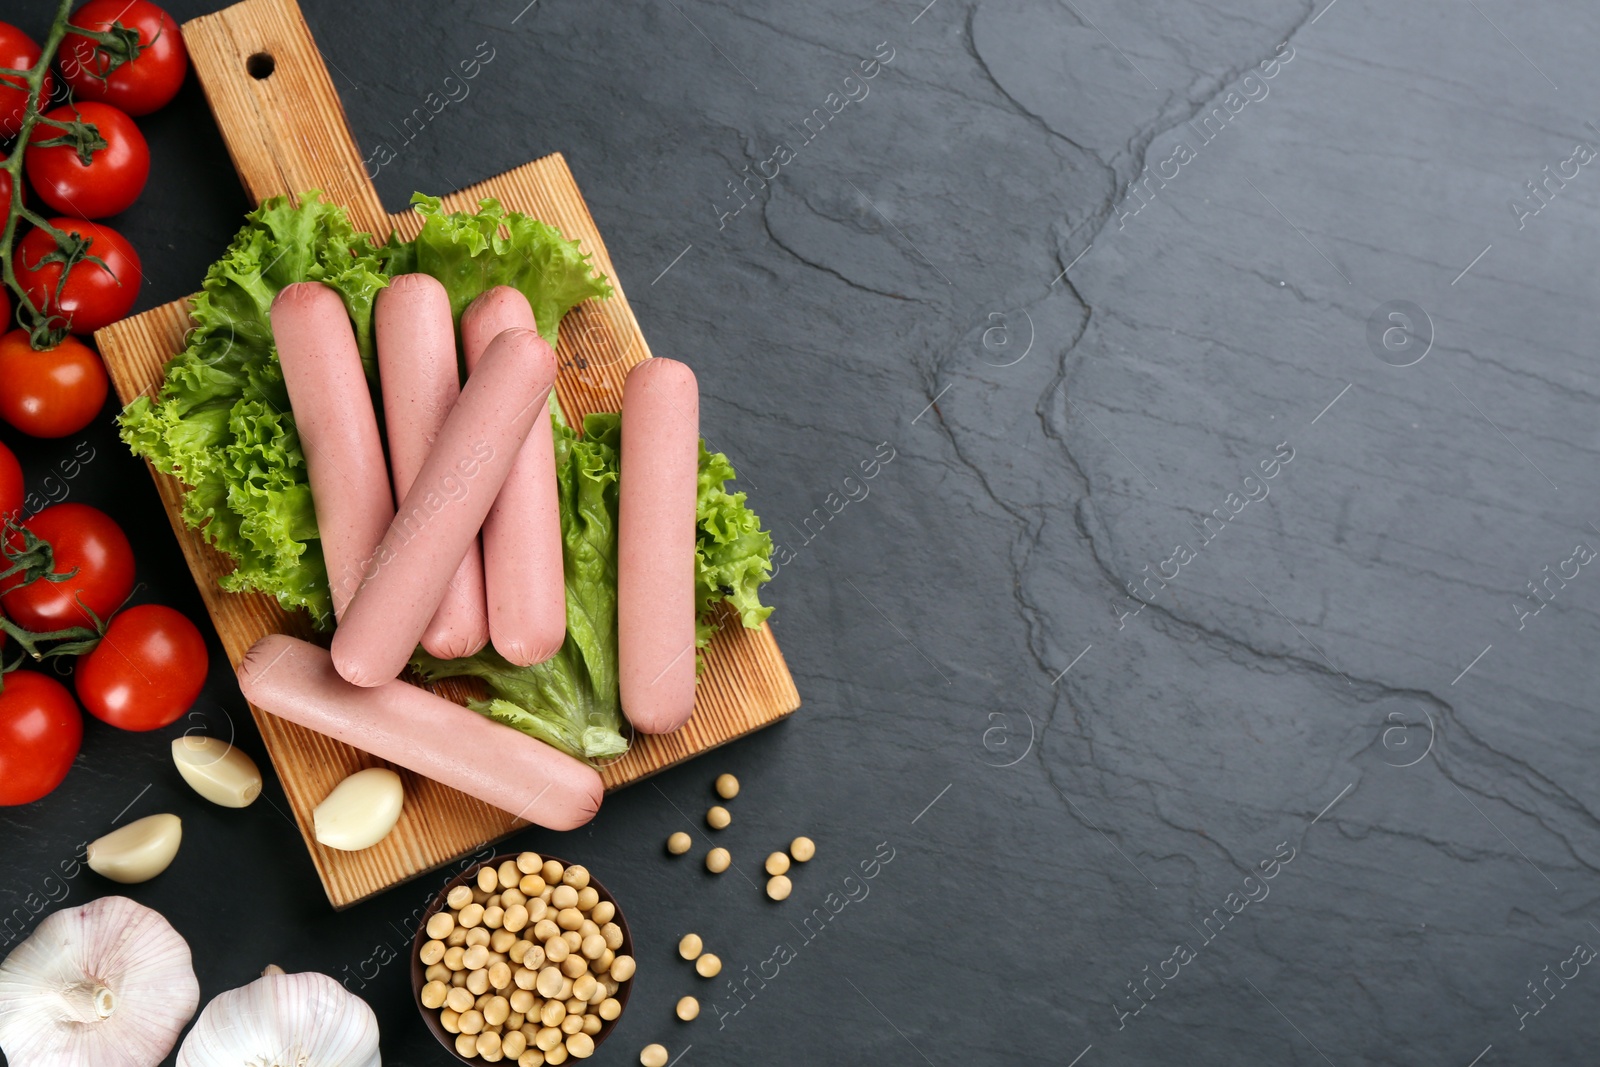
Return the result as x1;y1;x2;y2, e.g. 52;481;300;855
765;852;790;876
666;832;692;855
790;837;815;862
706;805;731;830
640;1045;669;1067
705;848;730;874
421;857;631;1052
695;953;722;978
676;996;699;1021
678;933;703;960
715;773;740;800
767;875;792;901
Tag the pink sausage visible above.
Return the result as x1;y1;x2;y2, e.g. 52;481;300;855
331;329;556;687
617;358;699;734
270;282;395;622
237;634;602;830
461;287;566;667
376;274;490;660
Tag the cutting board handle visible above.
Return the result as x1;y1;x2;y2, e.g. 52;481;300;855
182;0;390;233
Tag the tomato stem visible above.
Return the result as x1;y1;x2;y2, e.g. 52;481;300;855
0;0;81;349
32;109;111;167
0;521;81;587
0;615;100;661
61;21;150;83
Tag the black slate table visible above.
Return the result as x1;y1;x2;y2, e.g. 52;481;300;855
4;0;1598;1064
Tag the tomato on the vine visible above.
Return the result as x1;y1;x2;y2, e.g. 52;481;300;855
0;22;52;138
26;102;150;219
0;503;134;630
0;439;21;520
13;218;142;335
0;670;83;806
76;604;207;731
59;1;187;117
0;329;109;438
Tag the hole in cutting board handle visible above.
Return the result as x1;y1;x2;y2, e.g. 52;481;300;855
246;52;276;79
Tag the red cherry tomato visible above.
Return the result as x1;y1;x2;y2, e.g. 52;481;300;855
13;218;142;335
0;670;83;806
0;330;109;438
0;503;134;630
59;1;187;117
0;439;20;520
0;22;52;138
25;102;150;219
76;604;208;731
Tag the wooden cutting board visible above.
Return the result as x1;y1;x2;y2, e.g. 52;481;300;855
94;0;799;909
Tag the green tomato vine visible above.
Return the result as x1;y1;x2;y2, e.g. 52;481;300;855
0;0;150;350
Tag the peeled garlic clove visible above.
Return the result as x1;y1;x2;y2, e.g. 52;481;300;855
171;736;262;808
176;969;379;1067
88;814;183;884
314;768;403;851
0;895;199;1067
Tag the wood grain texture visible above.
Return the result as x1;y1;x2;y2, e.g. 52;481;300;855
94;0;798;909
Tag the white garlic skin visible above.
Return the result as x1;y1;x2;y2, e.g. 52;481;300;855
0;895;198;1067
88;814;183;884
171;736;262;807
313;767;404;851
176;970;380;1067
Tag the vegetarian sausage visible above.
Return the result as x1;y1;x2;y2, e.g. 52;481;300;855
331;328;556;687
270;282;394;622
461;287;566;667
376;274;490;660
237;634;602;830
617;358;699;734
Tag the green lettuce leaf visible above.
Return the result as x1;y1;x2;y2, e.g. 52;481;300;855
119;193;388;624
123;190;774;768
413;400;627;761
695;441;774;647
413;407;774;762
398;194;612;348
120;193;613;626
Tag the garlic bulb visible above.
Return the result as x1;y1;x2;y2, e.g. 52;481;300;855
177;968;381;1067
0;896;199;1067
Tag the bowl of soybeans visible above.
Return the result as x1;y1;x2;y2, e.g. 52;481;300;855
411;852;635;1064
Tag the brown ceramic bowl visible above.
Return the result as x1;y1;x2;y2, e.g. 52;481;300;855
411;852;634;1063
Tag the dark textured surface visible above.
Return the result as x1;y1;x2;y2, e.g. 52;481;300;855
3;0;1599;1063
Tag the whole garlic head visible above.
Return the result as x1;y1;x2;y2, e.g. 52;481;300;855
0;895;199;1067
177;968;380;1067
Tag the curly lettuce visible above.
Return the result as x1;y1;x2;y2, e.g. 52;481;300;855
696;442;774;645
119;193;387;623
413;407;775;762
380;193;613;349
121;191;774;766
119;193;611;626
